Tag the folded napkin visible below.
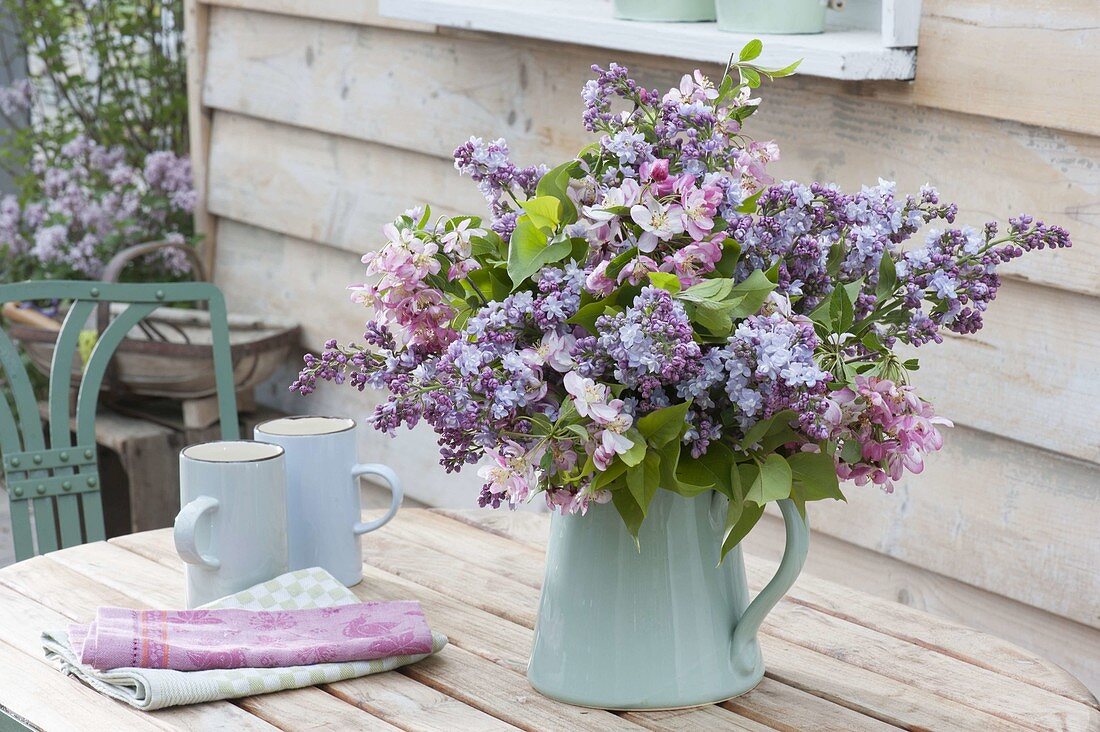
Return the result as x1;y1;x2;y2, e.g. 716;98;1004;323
42;568;448;710
71;602;433;671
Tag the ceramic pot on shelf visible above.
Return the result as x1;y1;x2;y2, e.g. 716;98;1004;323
716;0;830;34
613;0;716;22
527;489;809;710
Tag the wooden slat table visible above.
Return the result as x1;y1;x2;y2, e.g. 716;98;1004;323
0;509;1097;731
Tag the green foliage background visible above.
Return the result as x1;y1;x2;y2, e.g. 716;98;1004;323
0;0;188;197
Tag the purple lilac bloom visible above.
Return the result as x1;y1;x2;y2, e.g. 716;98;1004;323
891;216;1070;342
584;286;701;412
719;309;830;438
453;136;546;241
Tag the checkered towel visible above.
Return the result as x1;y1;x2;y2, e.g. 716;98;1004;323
41;568;448;710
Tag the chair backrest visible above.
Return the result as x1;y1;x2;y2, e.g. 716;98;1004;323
0;281;239;561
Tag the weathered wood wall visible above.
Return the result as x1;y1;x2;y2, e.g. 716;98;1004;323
190;0;1100;690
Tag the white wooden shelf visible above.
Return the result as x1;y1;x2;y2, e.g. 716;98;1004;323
378;0;918;81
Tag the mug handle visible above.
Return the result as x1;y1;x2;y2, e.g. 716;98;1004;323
730;498;809;667
174;495;222;570
351;464;403;535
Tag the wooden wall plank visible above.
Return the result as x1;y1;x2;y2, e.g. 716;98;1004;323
902;0;1100;137
906;279;1100;464
203;8;1100;298
207;113;483;253
202;0;435;31
184;0;218;276
790;423;1100;627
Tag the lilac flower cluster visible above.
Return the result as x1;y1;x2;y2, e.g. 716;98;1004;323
453;136;547;240
0;78;32;116
0;135;197;281
894;217;1071;343
670;295;830;456
580;286;701;412
827;376;953;492
730;180;954;317
295;55;1071;526
720;307;830;437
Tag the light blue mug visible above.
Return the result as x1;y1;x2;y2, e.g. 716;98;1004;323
528;489;809;709
255;416;403;587
175;440;290;608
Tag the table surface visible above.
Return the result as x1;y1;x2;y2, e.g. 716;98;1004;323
0;508;1097;732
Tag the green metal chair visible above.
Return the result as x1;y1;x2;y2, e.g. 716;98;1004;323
0;280;239;561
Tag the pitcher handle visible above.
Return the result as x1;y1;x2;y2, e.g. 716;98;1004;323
174;495;221;570
731;499;809;664
351;464;403;535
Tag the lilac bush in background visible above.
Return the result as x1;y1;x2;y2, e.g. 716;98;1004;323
0;134;195;282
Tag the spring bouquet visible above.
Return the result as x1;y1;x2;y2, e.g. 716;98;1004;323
293;43;1070;556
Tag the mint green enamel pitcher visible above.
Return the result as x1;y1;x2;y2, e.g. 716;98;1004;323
528;489;809;710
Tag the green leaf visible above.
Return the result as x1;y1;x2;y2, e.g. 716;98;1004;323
740;409;795;450
714;239;742;278
519;195;562;231
826;240;846;277
763;59;802;78
690;301;733;336
563;423;590;441
759;424;802;453
843;278;865;305
566;294;616;335
506;219;572;288
593;458;628;490
464;266;511;301
619;427;647;467
839;439;862;464
605;247;639;280
739;39;763;62
720;501;765;561
647;271;682;294
416;205;432;229
829;282;854;332
569;236;590;263
676;441;737;498
657;439;682;490
740;66;761;88
535;160;579;223
736;189;764;214
787;450;846;502
743;454;793;506
876;250;898;300
636;401;691;447
528;413;554;435
611;488;645;545
626;451;661;518
725;269;777;319
471;231;505;258
716;74;735;103
679;277;733;303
